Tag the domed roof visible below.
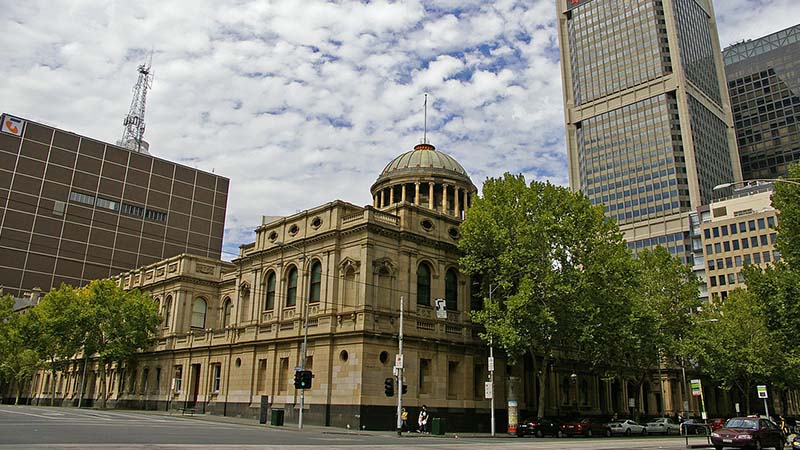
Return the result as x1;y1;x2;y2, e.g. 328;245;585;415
378;143;469;179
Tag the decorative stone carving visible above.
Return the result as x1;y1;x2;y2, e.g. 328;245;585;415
145;271;154;280
372;257;396;276
157;268;165;276
168;263;178;273
196;264;215;275
338;258;361;276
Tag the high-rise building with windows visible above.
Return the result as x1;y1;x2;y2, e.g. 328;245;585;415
556;0;742;263
723;24;800;180
0;112;228;296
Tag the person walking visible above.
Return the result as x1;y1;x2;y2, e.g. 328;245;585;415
418;405;429;433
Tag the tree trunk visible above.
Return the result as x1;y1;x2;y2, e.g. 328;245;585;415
14;378;21;405
50;364;57;407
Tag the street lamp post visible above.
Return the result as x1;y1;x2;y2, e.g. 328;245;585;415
487;283;502;438
275;241;309;430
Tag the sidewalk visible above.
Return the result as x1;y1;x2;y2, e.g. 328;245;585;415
141;409;517;439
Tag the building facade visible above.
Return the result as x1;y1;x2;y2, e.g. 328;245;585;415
723;24;800;180
556;0;742;263
0;113;228;296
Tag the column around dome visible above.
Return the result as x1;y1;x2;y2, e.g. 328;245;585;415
428;183;434;209
454;187;460;218
415;182;420;206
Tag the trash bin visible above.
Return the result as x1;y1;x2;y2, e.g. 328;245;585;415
270;409;284;426
431;417;446;435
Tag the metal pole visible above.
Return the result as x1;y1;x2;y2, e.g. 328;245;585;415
77;349;89;408
489;285;495;437
299;263;310;430
657;350;665;417
396;296;404;434
763;397;770;419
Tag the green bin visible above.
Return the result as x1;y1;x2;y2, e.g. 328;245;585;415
431;417;446;435
270;409;284;426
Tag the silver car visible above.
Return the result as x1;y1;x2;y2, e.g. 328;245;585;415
645;417;681;435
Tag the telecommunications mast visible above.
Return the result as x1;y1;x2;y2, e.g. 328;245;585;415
117;55;153;154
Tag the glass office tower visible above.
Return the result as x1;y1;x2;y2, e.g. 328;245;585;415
723;24;800;180
557;0;741;263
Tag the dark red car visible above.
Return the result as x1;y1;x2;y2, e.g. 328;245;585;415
710;417;784;450
560;418;611;437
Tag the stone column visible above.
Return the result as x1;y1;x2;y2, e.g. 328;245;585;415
428;183;434;209
389;185;395;205
415;182;420;205
441;184;448;212
401;184;407;203
379;189;385;208
373;195;378;208
454;187;460;218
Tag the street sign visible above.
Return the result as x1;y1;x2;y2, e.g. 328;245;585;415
434;298;447;319
757;385;768;399
691;379;702;397
485;381;493;399
488;356;495;372
294;366;303;371
395;354;404;369
628;397;635;408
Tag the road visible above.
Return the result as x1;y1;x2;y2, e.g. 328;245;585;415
0;405;707;449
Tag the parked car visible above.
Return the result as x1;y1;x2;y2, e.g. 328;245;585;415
646;417;681;435
710;416;784;450
560;418;612;437
516;417;563;438
608;419;647;436
709;418;726;432
681;418;711;435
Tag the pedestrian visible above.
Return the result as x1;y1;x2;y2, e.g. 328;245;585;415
401;407;409;433
779;415;789;439
418;405;429;433
612;412;618;422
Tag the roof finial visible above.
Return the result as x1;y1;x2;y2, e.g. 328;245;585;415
423;93;428;144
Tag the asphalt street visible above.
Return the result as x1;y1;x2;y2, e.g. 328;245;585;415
0;405;708;449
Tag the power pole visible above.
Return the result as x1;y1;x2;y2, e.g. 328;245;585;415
396;296;404;435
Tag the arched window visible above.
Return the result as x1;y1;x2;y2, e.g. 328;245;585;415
264;271;276;311
309;261;321;304
164;296;173;327
191;298;207;328
445;268;458;311
222;298;232;327
154;298;161;316
417;263;431;305
286;266;297;307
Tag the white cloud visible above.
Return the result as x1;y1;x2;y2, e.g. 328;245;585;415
1;0;797;260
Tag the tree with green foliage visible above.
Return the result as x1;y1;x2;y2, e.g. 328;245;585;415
686;290;779;414
0;311;44;405
620;247;701;417
459;173;636;418
81;280;160;408
27;285;85;406
771;163;800;267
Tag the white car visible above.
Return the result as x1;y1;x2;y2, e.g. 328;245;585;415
645;417;681;435
608;419;647;436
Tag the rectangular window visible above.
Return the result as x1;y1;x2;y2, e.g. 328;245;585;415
774;251;781;262
757;218;765;230
751;236;759;247
708;260;715;270
279;358;289;394
760;235;768;246
703;229;711;239
121;203;144;217
447;361;460;399
714;243;722;253
728;273;736;285
173;365;183;393
723;241;730;252
712;227;720;237
763;251;771;263
725;257;733;268
142;368;149;394
754;253;762;264
739;222;747;232
719;275;726;286
419;358;431;394
155;367;161;393
733;240;740;251
742;238;749;249
212;364;222;392
69;191;95;206
770;233;777;244
705;244;713;255
130;369;137;393
735;256;742;267
748;220;756;231
744;254;752;265
721;225;728;236
53;200;66;216
96;197;120;211
767;216;776;228
710;276;717;287
145;209;167;223
474;364;485;399
730;224;737;235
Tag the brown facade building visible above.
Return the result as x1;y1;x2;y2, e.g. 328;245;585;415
0;112;228;296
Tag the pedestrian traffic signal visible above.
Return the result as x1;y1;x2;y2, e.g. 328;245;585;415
384;377;394;397
402;384;408;395
294;370;313;389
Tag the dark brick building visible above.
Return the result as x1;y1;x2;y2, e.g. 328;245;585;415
0;112;228;296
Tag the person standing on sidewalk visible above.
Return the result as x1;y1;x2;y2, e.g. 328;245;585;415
401;408;409;433
417;405;429;433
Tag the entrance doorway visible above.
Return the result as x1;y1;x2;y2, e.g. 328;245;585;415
188;364;201;408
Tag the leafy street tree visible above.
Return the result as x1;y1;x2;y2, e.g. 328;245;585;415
460;173;635;418
771;163;800;267
686;290;779;414
27;285;85;406
620;247;701;417
82;280;160;408
0;311;44;405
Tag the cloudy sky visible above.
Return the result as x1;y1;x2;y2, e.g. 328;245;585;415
2;0;798;259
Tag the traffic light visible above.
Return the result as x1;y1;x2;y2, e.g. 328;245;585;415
294;370;313;389
384;377;394;397
301;370;313;389
402;384;408;395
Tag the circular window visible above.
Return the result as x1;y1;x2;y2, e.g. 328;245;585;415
379;351;389;364
421;219;434;231
268;231;278;242
448;227;460;239
235;358;242;367
340;350;349;362
288;224;299;235
311;217;322;229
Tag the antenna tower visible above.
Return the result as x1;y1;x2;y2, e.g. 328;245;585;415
118;55;153;154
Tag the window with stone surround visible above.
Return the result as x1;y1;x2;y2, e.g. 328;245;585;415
419;358;431;394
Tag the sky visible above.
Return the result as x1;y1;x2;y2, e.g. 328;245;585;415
1;0;798;260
